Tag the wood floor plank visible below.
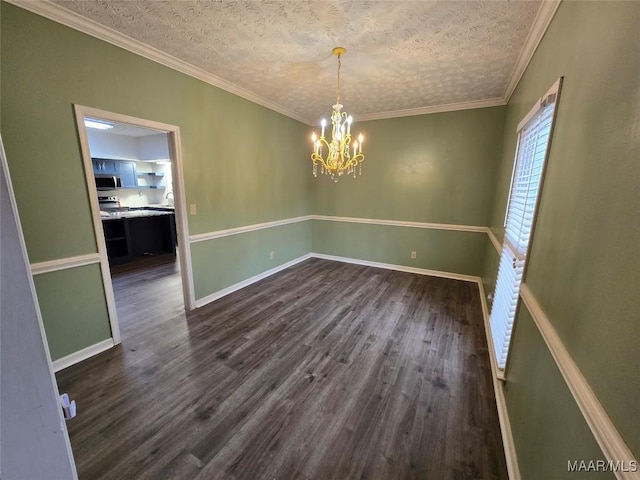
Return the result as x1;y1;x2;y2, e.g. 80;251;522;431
56;256;507;480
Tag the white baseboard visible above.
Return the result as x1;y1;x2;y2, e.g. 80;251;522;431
477;281;521;480
193;253;313;308
193;252;482;310
52;338;114;372
311;253;481;283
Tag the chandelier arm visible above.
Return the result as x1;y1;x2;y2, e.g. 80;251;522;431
311;137;334;170
311;153;330;171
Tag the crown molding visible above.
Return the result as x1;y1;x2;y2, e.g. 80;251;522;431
503;0;562;103
5;0;311;125
355;97;506;123
8;0;558;124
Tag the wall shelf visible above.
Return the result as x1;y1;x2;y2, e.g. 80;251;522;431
137;172;164;177
135;170;165;189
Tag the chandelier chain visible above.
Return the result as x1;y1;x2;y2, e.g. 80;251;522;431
336;53;341;105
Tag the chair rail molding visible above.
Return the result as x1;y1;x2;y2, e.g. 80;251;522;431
30;253;101;275
520;284;639;480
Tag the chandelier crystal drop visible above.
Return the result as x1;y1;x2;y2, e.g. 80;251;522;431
310;47;365;182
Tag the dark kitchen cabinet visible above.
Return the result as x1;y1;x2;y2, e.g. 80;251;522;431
102;218;131;264
102;213;176;265
127;214;176;257
92;159;137;188
117;161;137;188
92;158;117;175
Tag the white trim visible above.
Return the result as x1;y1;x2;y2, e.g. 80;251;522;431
165;127;197;310
52;338;114;373
189;215;312;244
487;229;502;255
355;98;505;122
516;76;562;134
7;0;309;125
478;281;520;479
74;105;119;344
311;253;480;283
188;215;487;246
193;252;480;309
314;215;488;233
193;254;313;309
503;133;522;227
503;1;562;103
6;0;559;124
73;106;195;352
31;253;101;275
520;284;639;480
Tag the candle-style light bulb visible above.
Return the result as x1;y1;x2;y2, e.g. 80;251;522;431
315;140;320;154
358;134;364;153
321;119;326;138
353;141;358;157
312;132;317;143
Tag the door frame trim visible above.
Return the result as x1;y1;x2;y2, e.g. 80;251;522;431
73;105;195;346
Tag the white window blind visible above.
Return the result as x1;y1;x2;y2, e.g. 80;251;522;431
504;100;555;256
491;242;525;368
490;81;559;370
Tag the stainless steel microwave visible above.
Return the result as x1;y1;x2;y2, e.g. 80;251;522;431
95;175;122;191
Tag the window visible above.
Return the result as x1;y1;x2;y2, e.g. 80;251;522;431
490;78;562;371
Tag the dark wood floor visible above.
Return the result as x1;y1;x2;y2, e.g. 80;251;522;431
57;256;507;480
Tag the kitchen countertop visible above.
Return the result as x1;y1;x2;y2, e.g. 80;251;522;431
101;210;174;221
145;204;175;209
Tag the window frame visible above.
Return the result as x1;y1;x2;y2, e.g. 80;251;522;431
493;77;563;375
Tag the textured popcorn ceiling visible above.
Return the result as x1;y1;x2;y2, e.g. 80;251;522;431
52;0;543;123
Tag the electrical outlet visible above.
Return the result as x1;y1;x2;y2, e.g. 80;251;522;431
189;203;197;215
270;251;275;260
411;251;417;259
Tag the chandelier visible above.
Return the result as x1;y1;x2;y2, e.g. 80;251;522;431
311;47;365;182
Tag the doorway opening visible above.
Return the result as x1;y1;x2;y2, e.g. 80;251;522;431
74;106;194;346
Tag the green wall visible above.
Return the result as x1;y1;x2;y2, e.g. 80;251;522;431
192;221;311;300
504;308;615;480
484;1;640;476
33;264;111;360
313;107;506;225
312;107;506;276
312;220;489;278
1;3;310;359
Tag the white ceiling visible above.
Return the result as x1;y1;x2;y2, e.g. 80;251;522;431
85;117;162;137
16;1;558;125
